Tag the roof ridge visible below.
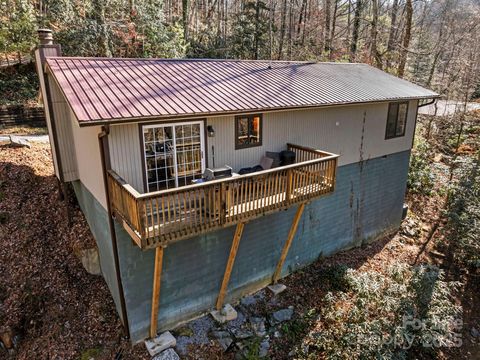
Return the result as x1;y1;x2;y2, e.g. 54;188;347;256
46;57;318;64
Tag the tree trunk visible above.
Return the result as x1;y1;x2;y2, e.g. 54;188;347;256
385;0;398;69
254;0;260;59
297;0;307;39
328;0;338;59
92;0;111;57
182;0;189;40
324;0;331;53
397;0;413;78
349;0;362;62
278;0;288;59
370;0;381;68
287;0;293;60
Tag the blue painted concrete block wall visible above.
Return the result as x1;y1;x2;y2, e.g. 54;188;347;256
112;150;411;342
73;150;410;342
71;181;124;323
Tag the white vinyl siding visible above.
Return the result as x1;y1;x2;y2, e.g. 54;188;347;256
46;73;79;181
207;100;418;170
108;100;418;194
109;124;144;192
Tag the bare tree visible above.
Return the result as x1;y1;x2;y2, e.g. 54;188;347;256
397;0;413;78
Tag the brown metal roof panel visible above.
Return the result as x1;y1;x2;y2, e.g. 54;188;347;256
45;58;439;124
56;59;102;121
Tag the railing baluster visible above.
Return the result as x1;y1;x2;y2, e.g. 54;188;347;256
107;144;338;249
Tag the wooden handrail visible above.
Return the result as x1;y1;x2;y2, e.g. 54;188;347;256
286;143;337;157
136;154;339;200
107;143;339;249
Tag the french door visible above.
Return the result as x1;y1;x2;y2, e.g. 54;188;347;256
143;121;205;192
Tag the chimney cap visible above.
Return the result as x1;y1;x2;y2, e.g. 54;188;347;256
37;29;53;45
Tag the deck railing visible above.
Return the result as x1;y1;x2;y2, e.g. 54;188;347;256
108;143;339;249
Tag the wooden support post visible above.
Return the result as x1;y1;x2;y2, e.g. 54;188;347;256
216;222;245;310
272;202;306;283
286;168;293;203
150;246;164;338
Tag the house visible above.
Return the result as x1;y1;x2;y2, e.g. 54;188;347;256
34;29;438;343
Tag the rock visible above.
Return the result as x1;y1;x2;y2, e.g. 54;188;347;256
211;330;230;340
250;317;266;337
402;226;417;237
211;304;237;323
225;310;246;330
240;295;257;307
145;331;176;357
471;327;480;338
218;336;233;351
273;331;281;338
230;328;253;340
152;348;180;360
259;338;270;357
271;308;294;324
0;330;13;349
267;283;287;295
174;326;193;337
175;316;214;356
79;248;101;275
9;135;31;148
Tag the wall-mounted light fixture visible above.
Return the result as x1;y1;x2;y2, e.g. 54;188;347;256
207;125;215;137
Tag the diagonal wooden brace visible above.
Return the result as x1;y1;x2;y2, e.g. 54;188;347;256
272;202;306;283
216;222;245;310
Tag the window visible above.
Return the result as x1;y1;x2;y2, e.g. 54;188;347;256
235;114;262;149
385;102;408;139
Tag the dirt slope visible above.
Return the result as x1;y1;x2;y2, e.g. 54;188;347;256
0;143;147;359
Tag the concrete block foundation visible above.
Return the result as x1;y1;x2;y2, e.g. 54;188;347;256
73;150;410;343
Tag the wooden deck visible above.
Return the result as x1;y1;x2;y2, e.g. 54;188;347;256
108;144;339;249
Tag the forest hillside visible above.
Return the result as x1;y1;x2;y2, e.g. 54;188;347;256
1;0;480;106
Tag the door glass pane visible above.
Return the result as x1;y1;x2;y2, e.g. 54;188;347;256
144;123;203;192
144;125;175;192
175;124;202;184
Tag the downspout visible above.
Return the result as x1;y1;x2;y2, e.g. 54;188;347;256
411;98;437;148
98;125;130;339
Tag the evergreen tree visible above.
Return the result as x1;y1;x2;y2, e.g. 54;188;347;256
0;0;36;63
230;0;270;60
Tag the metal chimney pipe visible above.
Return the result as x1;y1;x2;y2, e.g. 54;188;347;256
37;29;53;45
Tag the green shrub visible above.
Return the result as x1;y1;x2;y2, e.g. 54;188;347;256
447;158;480;268
320;264;352;292
408;141;436;195
0;64;39;106
302;264;462;359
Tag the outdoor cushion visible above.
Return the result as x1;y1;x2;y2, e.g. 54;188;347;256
260;156;274;170
265;151;281;167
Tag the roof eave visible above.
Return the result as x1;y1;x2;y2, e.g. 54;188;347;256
76;95;441;127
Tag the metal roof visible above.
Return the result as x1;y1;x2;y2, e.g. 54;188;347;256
46;57;439;126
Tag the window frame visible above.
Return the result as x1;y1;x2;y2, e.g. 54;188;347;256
385;101;409;140
234;113;263;150
139;119;206;193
